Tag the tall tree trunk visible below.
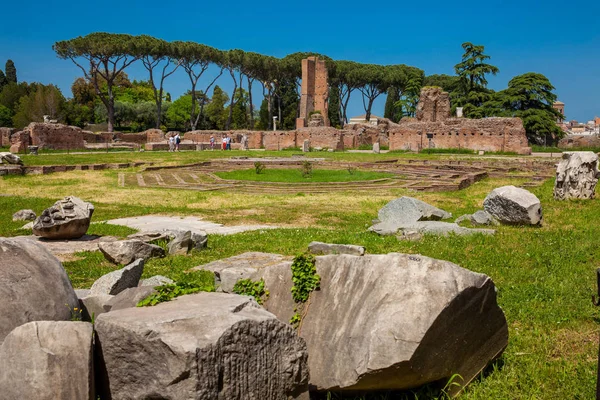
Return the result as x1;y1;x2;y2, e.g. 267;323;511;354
267;91;273;130
107;102;114;132
156;101;162;129
107;85;115;132
190;81;198;131
247;77;254;130
225;70;239;130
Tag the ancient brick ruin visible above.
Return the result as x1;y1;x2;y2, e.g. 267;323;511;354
389;88;531;154
0;87;531;155
296;57;330;129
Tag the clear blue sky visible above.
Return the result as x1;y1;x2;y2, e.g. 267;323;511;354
1;0;598;122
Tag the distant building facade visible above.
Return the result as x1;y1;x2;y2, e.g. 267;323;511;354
553;101;565;123
348;114;380;126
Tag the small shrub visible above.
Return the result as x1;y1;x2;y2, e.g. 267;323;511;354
301;161;313;178
290;253;320;303
232;278;269;305
347;166;357;175
254;161;265;174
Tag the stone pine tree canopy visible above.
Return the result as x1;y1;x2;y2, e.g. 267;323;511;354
49;34;563;143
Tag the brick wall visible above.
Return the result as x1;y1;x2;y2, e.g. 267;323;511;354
389;118;531;154
28;123;85;150
342;123;389;148
144;129;165;143
296;127;344;150
262;131;297;150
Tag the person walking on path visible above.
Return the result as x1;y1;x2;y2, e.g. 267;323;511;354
210;135;215;150
226;135;231;150
168;134;175;152
174;133;181;152
222;135;227;150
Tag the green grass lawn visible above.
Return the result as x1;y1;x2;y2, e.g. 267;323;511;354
12;148;546;167
0;152;598;399
214;168;395;182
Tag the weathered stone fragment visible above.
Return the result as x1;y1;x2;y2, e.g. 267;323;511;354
483;185;542;225
191;252;290;293
0;321;94;400
80;294;114;320
373;142;380;153
0;152;23;165
254;253;508;394
366;196;494;236
12;209;36;221
95;292;309;400
554;151;600;200
308;241;365;256
139;275;174;287
303;139;310;152
399;221;495;236
0;237;78;344
471;210;498;226
89;259;145;296
106;286;156;311
372;196;452;231
127;230;172;243
32;196;94;239
98;239;164;264
168;230;208;255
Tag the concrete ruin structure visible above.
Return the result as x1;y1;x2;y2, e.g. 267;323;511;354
296;57;330;129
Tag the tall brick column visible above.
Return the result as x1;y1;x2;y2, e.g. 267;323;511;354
297;57;330;129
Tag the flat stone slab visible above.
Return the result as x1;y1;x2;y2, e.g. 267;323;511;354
104;215;276;236
12;234;118;258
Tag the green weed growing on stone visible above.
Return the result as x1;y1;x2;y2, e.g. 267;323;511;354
67;303;82;321
289;253;320;328
232;278;269;305
291;253;320;303
137;271;214;307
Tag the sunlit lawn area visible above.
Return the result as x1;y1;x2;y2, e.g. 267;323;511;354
214;167;395;182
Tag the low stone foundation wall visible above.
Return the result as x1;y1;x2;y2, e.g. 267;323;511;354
388;117;531;154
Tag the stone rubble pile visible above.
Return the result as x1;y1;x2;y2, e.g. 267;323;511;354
369;196;495;237
0;239;310;399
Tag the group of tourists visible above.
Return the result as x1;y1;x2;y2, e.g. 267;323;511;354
168;132;181;152
207;135;232;151
167;133;247;152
